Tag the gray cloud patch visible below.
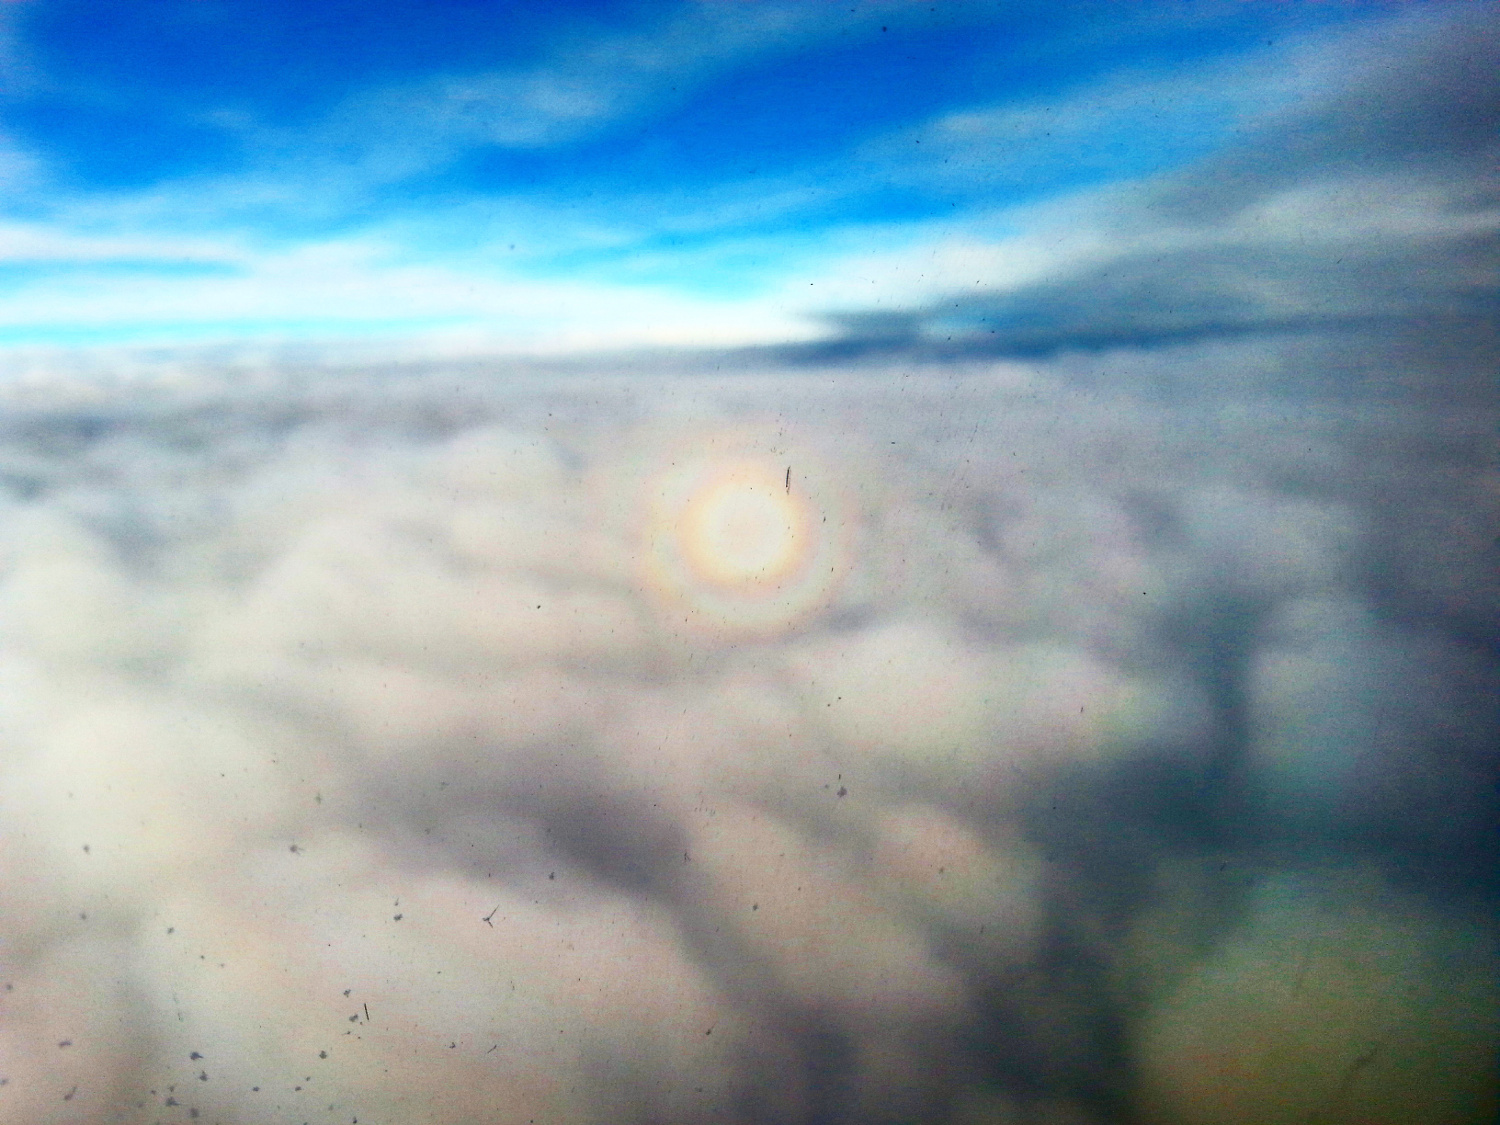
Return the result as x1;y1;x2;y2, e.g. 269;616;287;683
0;343;1495;1123
823;7;1499;367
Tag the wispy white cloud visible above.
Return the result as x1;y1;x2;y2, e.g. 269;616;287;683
0;135;39;193
0;2;1488;358
781;4;1499;347
796;160;1500;321
195;0;931;197
0;0;43;196
0;227;822;353
0;222;237;265
0;0;945;254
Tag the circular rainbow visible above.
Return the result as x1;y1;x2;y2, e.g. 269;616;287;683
640;443;849;639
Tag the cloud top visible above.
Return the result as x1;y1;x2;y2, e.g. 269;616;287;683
0;341;1494;1122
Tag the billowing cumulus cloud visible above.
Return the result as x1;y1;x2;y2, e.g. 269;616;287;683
0;338;1495;1124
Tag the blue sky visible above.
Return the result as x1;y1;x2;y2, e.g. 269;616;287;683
0;0;1488;356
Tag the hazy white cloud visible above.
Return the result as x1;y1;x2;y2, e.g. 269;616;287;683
0;137;38;194
0;341;1494;1122
224;0;926;194
0;222;238;265
0;228;827;353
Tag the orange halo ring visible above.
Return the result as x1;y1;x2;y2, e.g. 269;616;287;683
640;446;851;639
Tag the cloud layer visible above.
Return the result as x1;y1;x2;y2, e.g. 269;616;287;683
0;340;1495;1124
818;6;1499;365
